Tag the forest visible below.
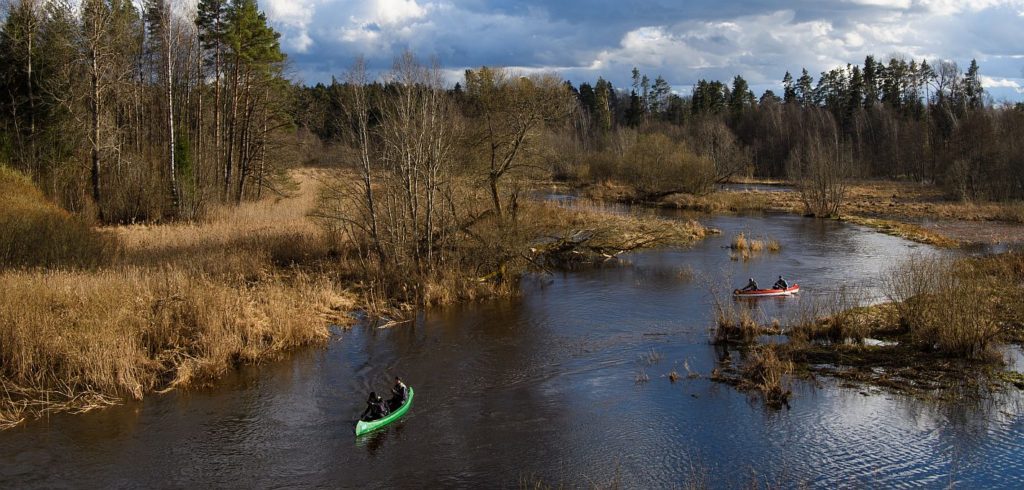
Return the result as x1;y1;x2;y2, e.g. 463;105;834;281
3;0;1022;228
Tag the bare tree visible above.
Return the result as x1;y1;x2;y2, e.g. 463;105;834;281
787;110;850;218
463;67;575;216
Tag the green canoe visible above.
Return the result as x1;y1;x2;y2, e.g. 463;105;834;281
355;387;414;437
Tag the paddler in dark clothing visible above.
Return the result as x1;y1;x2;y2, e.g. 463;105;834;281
773;275;789;290
741;278;759;291
388;377;408;410
361;392;389;421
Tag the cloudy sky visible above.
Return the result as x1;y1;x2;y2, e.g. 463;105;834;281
261;0;1024;101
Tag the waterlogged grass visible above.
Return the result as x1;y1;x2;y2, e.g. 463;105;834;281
841;215;958;248
728;232;781;261
0;268;351;427
709;253;1024;404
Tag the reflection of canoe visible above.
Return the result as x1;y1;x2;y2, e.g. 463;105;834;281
355;387;414;437
733;284;800;297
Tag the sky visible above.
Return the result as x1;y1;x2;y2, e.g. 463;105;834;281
260;0;1024;102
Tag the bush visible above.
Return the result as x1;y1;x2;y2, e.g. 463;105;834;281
884;255;1001;359
0;166;117;269
584;132;716;198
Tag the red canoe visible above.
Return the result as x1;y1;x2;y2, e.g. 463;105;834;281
733;284;800;297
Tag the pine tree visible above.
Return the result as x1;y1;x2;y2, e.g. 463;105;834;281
594;77;612;132
863;55;878;108
729;75;752;116
964;59;983;110
782;71;796;104
796;68;813;107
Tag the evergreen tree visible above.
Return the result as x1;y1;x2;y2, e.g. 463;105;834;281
863;55;879;108
964;59;983;109
594;77;612;132
796;68;813;107
759;89;781;106
578;82;597;117
782;71;796;104
649;75;671;116
729;75;753;116
846;65;863;124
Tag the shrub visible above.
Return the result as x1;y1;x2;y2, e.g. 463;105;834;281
884;255;1001;359
0;166;117;269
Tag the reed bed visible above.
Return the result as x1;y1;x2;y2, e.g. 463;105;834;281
0;168;356;426
0;267;352;422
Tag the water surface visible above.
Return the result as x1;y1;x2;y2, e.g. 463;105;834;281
3;212;1022;488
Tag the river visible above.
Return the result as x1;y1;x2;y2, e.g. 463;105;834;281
3;208;1023;488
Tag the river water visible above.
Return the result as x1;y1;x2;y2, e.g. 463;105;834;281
3;209;1023;488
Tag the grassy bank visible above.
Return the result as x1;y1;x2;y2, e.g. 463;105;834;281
573;178;1024;247
709;253;1024;405
0;168;356;428
1;168;712;428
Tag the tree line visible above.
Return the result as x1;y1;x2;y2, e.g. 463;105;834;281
567;56;1024;202
0;0;289;222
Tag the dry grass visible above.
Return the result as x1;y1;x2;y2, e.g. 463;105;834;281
842;216;958;248
728;233;781;260
0;166;118;269
712;298;780;345
662;191;772;213
0;168;356;427
884;255;1007;359
740;345;793;408
0;267;352;422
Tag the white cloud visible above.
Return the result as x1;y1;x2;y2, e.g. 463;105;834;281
917;0;1024;15
372;0;428;25
256;0;1024;101
980;75;1024;93
845;0;912;8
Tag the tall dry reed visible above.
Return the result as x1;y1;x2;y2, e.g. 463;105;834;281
0;267;351;422
884;255;1002;359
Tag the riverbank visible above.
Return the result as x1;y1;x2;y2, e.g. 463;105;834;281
711;253;1024;406
0;167;712;429
572;179;1024;248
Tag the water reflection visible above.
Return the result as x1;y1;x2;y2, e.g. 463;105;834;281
2;211;1022;488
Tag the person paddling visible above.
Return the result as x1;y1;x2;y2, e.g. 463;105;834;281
773;275;789;290
360;392;389;421
388;377;409;411
741;277;759;291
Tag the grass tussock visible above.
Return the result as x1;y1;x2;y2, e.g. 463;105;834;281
710;344;793;409
712;298;779;344
0;166;118;269
663;191;771;213
728;233;780;261
740;345;793;409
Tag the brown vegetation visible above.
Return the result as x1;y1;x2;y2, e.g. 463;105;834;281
710;253;1024;404
0;169;354;428
0;166;117;268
